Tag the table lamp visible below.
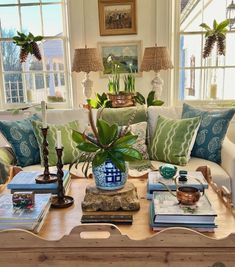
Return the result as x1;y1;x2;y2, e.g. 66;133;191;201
72;47;104;99
140;45;173;99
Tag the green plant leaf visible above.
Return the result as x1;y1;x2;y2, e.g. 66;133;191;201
97;119;118;145
33;36;43;42
72;130;84;144
213;19;218;30
87;98;98;108
108;152;126;172
113;134;138;147
147;90;155;106
92;150;108;167
134;92;145;105
113;147;142;161
152;99;164;106
216;19;229;32
77;142;99;152
200;23;211;31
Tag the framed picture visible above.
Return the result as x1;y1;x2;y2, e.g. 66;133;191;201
98;40;142;77
98;0;137;36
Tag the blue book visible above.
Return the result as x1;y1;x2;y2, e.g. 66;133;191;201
7;170;70;193
0;194;51;224
148;171;208;191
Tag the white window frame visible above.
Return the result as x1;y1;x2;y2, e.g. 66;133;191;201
0;0;72;110
174;0;235;106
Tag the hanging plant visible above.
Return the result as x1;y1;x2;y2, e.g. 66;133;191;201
13;31;43;63
200;19;229;58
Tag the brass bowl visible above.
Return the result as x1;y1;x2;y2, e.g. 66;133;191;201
176;186;201;205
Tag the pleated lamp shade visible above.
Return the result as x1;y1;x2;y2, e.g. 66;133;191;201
140;46;173;72
72;47;104;73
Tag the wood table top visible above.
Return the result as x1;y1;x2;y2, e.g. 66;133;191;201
38;176;235;241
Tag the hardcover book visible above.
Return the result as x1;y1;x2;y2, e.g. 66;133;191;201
7;170;70;193
152;191;217;224
148;171;208;191
0;194;51;231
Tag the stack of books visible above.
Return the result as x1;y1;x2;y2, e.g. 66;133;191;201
7;170;71;194
150;191;217;232
147;171;208;200
0;194;51;233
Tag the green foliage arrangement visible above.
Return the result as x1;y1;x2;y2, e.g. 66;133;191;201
13;31;43;63
71;108;142;176
87;93;112;109
200;19;229;58
134;91;164;107
123;73;135;93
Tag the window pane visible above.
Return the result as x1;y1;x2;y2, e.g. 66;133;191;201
202;0;227;28
180;0;203;32
201;68;224;100
1;41;22;71
21;6;42;35
224;69;235;100
20;0;39;3
4;73;24;103
42;4;63;36
0;7;20;37
179;69;201;100
225;33;235;66
44;39;65;71
42;0;62;2
46;72;66;103
180;34;202;67
0;0;17;4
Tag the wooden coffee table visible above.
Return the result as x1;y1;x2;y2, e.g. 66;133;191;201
0;167;235;267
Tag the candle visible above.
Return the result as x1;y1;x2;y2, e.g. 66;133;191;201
210;83;217;99
56;130;62;148
41;101;47;128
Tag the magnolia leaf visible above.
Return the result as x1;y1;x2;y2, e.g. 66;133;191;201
34;36;43;42
113;147;142;161
92;151;108;167
72;130;84;144
213;19;218;30
152;100;164;106
147;90;155;106
108;152;126;172
113;134;138;147
77;142;99;152
216;19;229;32
97;119;118;145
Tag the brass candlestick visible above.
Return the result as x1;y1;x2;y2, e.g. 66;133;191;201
35;127;58;184
51;147;74;208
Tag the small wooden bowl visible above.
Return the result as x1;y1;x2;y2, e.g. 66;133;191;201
176;186;202;205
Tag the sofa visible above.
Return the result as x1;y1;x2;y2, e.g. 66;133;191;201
0;105;235;206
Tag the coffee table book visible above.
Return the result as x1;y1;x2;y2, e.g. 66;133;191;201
147;171;208;200
0;194;51;232
151;191;217;224
7;170;70;194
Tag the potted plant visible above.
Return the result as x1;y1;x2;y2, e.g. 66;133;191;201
71;108;142;190
200;19;229;58
134;91;164;106
13;31;43;63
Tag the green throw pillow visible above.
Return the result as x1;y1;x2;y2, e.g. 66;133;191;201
149;115;201;166
32;120;80;166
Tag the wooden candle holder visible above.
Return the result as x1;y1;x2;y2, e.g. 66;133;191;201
51;147;74;208
35;127;58;184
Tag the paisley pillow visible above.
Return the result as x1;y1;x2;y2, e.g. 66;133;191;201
182;103;235;163
0;114;40;167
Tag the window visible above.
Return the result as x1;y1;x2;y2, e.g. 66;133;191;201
178;0;235;101
0;0;71;108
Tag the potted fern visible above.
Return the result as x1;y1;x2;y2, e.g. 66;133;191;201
72;108;142;190
13;31;43;63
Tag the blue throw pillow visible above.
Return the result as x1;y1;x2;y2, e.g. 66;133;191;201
0;114;41;167
182;103;235;164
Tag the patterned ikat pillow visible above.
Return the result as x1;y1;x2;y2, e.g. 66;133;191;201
181;103;235;163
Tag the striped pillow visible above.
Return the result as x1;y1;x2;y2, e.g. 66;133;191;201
149;115;201;166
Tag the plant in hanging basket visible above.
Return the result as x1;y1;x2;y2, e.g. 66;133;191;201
200;19;229;58
71;107;142;190
13;31;43;63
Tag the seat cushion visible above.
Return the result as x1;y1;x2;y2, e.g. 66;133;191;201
151;157;231;192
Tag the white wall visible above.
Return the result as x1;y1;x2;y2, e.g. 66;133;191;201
68;0;173;107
